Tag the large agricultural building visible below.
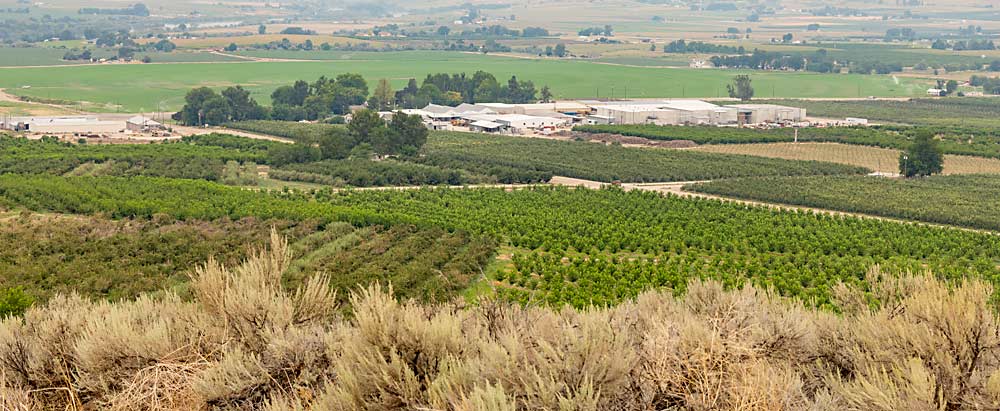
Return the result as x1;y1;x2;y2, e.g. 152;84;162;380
393;103;573;133
727;104;808;125
587;100;738;126
0;116;124;133
391;100;808;133
585;100;806;126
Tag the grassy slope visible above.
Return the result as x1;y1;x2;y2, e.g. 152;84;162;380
0;51;929;111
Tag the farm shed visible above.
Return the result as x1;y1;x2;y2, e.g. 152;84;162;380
724;104;806;124
469;120;504;133
492;114;569;130
126;116;164;132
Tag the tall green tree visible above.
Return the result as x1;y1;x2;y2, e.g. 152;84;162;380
945;80;959;95
899;131;943;177
200;97;232;125
222;86;265;121
554;43;567;57
388;112;429;155
177;87;220;126
271;80;310;106
348;109;385;144
540;85;553;103
368;78;395;110
727;74;754;101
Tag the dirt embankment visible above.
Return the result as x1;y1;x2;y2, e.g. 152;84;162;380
569;131;698;148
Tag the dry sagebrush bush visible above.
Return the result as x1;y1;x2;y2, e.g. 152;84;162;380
3;234;1000;410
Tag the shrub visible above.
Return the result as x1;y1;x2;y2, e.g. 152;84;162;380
3;237;1000;410
0;288;32;318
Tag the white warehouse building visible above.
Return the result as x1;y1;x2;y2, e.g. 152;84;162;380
464;113;569;132
588;100;737;126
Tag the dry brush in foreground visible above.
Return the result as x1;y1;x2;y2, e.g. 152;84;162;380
2;232;1000;410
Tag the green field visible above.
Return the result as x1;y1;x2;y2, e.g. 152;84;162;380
3;175;999;308
0;51;930;111
687;174;1000;231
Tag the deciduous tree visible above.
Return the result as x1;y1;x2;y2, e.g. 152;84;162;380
900;130;943;177
726;74;754;101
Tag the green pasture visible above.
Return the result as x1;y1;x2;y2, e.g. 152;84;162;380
0;51;931;112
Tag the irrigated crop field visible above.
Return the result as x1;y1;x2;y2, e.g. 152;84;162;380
693;142;1000;175
688;174;1000;231
0;51;929;111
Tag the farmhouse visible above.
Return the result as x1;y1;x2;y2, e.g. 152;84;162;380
927;88;946;97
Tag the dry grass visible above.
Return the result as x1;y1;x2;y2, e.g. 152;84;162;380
693;142;1000;175
3;233;1000;410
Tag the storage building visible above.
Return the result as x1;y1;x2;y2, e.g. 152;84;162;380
724;104;807;124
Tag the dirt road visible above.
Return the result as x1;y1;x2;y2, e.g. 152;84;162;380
171;125;295;143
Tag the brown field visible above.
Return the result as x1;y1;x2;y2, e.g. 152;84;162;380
0;101;79;116
693;142;1000;175
145;34;388;49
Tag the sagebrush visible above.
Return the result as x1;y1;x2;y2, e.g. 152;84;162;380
3;232;1000;410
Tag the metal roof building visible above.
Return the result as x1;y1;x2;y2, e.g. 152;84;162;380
590;100;737;125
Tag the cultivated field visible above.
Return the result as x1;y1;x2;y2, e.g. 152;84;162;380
0;51;930;111
693;142;1000;175
688;174;1000;231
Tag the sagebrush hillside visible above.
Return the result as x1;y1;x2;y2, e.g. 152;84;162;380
3;232;1000;410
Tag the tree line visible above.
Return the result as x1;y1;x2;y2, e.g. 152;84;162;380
374;72;544;110
663;40;745;54
971;75;1000;95
931;39;996;51
176;71;549;125
709;49;903;74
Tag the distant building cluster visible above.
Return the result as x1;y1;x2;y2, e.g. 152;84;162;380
386;100;807;134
